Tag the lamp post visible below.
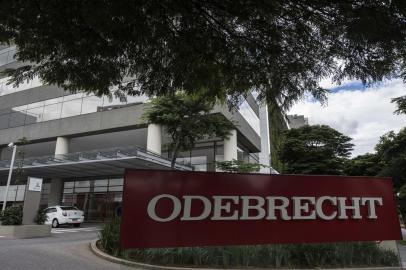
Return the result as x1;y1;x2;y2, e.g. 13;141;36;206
2;142;17;211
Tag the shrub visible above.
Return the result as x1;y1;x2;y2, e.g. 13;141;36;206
99;216;121;256
0;206;23;225
34;209;46;225
99;218;399;268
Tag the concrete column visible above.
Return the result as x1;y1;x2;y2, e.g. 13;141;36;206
147;124;162;155
224;129;238;161
55;137;70;156
259;104;271;174
49;136;70;206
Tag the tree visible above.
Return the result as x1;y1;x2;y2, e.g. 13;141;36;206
142;92;234;168
279;125;353;175
375;128;406;189
392;96;406;115
1;1;406;109
343;153;382;177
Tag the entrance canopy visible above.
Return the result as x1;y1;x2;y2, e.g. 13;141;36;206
0;146;191;179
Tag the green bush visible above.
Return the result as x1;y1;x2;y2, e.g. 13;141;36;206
34;209;47;225
99;218;399;268
120;243;398;268
99;216;121;256
0;206;23;225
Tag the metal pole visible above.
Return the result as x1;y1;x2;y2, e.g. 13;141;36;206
2;145;17;211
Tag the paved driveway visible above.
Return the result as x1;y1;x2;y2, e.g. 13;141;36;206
2;225;406;270
0;224;136;270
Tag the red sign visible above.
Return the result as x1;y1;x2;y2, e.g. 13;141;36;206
120;170;401;248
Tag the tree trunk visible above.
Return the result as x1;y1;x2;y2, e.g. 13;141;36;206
170;139;181;169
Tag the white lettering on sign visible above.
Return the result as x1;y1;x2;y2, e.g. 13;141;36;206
146;195;384;222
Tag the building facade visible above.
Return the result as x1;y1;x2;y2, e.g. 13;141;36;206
0;45;269;221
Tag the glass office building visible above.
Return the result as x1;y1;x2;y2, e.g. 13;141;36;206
0;44;267;222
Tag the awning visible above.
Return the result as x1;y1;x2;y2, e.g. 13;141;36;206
0;146;192;179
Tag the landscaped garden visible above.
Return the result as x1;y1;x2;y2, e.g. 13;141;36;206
98;217;399;268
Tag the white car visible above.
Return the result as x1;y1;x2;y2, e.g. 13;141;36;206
44;206;84;228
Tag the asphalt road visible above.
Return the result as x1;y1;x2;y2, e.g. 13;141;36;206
2;225;406;270
0;224;136;270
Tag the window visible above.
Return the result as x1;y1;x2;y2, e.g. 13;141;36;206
25;106;44;124
60;206;78;211
43;103;62;121
61;98;82;118
108;179;124;192
94;179;108;192
81;95;103;114
74;180;90;193
45;208;57;213
0;91;145;130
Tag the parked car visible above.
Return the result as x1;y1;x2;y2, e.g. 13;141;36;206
44;206;84;228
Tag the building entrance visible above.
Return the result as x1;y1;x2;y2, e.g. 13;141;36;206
61;178;123;222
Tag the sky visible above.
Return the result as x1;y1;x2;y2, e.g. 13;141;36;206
288;78;406;157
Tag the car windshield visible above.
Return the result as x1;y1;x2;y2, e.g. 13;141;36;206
60;206;78;211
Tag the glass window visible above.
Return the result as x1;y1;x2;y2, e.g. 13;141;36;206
126;94;148;104
109;179;123;186
61;98;82;118
64;182;74;188
43;103;62;121
102;95;126;109
7;49;15;63
75;181;90;193
63;93;83;102
27;101;45;109
16;185;25;201
2;80;14;95
0;50;8;66
12;105;27;112
25;106;44;124
31;76;42;88
60;206;78;211
238;100;260;135
94;179;108;186
45;208;57;213
0;75;41;97
94;179;108;192
113;194;122;202
108;178;123;192
75;187;90;193
81;96;103;114
75;181;90;187
108;185;123;192
45;97;63;105
0;77;7;96
16;80;33;92
94;186;108;192
63;188;73;194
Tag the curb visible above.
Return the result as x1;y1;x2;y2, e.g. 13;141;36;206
89;240;403;270
90;239;209;270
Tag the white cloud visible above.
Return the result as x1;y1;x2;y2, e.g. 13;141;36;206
288;79;406;156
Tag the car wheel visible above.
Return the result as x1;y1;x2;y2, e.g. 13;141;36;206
73;223;81;228
52;219;59;228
